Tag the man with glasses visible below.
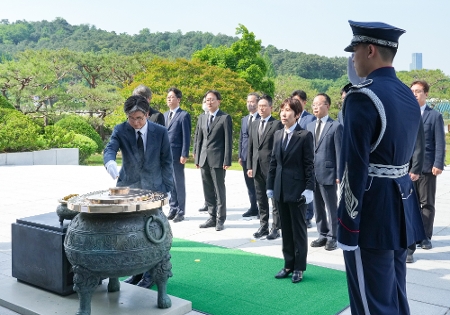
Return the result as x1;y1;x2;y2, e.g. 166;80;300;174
103;95;174;288
307;93;342;251
194;90;232;231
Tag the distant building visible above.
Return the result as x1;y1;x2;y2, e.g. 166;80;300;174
410;53;423;70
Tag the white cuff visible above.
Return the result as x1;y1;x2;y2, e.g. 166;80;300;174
337;241;358;251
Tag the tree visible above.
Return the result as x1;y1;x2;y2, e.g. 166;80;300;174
397;69;450;103
193;24;274;96
106;58;252;152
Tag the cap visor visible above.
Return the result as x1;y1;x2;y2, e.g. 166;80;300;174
344;44;354;52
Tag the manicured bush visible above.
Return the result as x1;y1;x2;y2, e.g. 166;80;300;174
61;134;97;164
41;125;76;148
55;115;103;153
0;108;44;152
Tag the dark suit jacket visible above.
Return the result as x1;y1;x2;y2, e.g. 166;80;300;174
194;110;232;168
164;108;191;158
103;120;174;193
149;107;165;126
267;124;315;203
410;119;425;174
307;117;342;185
421;106;445;173
247;116;283;177
239;113;260;162
298;111;316;129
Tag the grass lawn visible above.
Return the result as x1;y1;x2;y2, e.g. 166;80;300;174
85;153;243;171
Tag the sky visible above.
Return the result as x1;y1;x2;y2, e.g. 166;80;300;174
3;0;450;76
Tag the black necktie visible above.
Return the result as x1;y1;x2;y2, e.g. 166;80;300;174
315;120;322;146
259;120;266;141
249;115;254;126
137;131;144;157
167;111;173;126
282;131;289;151
208;114;214;132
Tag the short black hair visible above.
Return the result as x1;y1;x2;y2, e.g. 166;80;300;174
168;87;182;99
259;94;273;107
204;90;222;100
280;97;302;117
315;93;331;106
291;90;307;101
124;95;150;115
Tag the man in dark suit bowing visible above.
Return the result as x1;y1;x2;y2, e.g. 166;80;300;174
103;95;174;288
267;97;315;283
307;93;342;251
247;94;283;239
164;87;191;223
194;90;233;231
133;84;165;126
239;93;260;218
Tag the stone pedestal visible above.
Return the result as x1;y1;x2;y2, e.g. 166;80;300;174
11;212;74;296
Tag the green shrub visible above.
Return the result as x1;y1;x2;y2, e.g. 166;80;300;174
0;96;15;110
55;115;103;153
41;125;76;148
0;108;44;152
61;134;98;164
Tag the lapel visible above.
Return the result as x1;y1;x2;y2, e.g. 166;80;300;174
208;110;222;134
283;124;302;160
126;123;140;158
166;108;180;129
422;106;431;124
315;118;333;151
259;116;274;147
144;121;156;159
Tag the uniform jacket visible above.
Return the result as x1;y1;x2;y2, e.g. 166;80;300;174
194;109;232;168
164;108;191;158
337;67;426;250
421;106;445;173
266;124;315;203
247;116;283;177
307;117;342;185
103;120;174;193
239;113;260;162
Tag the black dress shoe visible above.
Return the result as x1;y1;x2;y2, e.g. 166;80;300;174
199;218;216;228
406;254;414;263
253;227;269;238
215;222;224;231
167;212;176;220
137;272;154;288
198;204;208;212
421;238;432;250
310;238;327;247
266;229;280;240
325;239;337;251
173;214;184;223
306;219;312;228
275;268;293;279
242;209;258;217
292;270;303;283
123;274;142;285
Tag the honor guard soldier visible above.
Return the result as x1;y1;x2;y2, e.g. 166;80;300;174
337;21;426;315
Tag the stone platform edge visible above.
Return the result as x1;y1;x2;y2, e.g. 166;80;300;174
0;275;192;315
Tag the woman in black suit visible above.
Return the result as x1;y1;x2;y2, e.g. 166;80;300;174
266;97;315;283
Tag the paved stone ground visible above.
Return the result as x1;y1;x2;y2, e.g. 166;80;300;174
0;165;449;314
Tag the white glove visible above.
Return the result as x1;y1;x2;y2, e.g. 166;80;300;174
266;190;274;198
167;192;171;200
337;241;358;251
105;160;119;179
301;189;313;204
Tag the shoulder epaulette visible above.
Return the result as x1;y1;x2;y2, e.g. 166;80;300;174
351;79;373;89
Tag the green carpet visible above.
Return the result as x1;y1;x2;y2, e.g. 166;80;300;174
165;238;349;315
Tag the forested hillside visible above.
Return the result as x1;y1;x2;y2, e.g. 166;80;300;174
0;18;346;80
